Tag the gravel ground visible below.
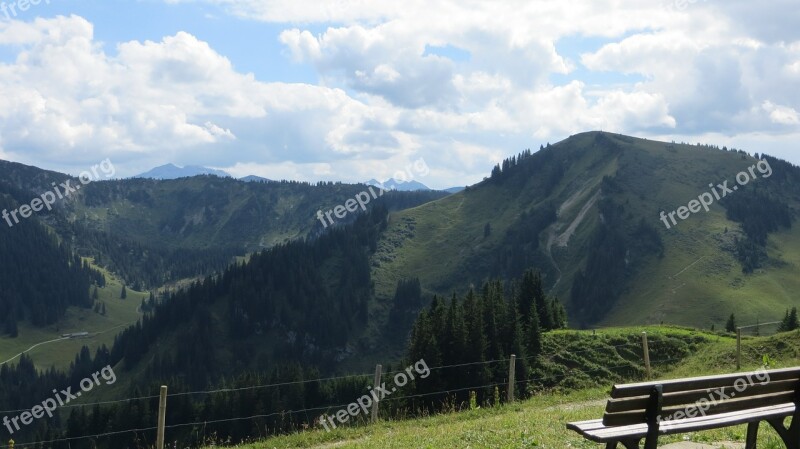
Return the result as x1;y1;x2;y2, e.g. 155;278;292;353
660;442;744;449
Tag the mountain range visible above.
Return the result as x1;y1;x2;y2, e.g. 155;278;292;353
3;132;797;337
2;130;799;445
2;132;797;337
135;163;232;179
134;165;465;192
365;178;467;192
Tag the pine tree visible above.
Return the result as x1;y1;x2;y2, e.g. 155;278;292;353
502;298;527;397
726;313;737;332
463;289;490;392
779;307;799;332
518;270;536;327
120;285;127;299
441;294;467;391
527;302;542;358
551;297;567;328
482;281;504;363
4;315;18;338
780;309;790;332
443;294;467;366
530;271;554;330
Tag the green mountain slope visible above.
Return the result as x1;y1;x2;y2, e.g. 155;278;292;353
0;160;447;368
0;159;447;289
370;131;799;330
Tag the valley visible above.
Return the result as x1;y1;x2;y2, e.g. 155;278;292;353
2;131;800;448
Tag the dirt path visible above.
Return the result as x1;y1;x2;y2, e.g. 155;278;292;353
554;189;600;248
661;443;744;449
545;186;600;293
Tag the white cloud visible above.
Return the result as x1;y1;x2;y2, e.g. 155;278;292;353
762;101;800;125
0;16;412;177
3;0;800;187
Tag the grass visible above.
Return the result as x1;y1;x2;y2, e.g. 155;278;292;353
200;328;800;449
0;260;147;370
204;391;788;449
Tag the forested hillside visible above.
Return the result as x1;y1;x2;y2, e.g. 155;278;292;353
370;132;800;330
0;159;447;331
5;132;800;448
0;208;391;445
0;194;104;334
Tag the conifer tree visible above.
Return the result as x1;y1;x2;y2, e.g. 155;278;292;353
502;297;528;396
527;303;542;358
550;297;567;328
463;289;490;390
482;281;504;363
726;313;737;332
120;285;127;299
532;271;554;330
443;294;467;366
4;314;17;338
779;307;799;332
518;270;536;327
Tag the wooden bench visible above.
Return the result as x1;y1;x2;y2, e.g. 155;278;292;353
567;367;800;449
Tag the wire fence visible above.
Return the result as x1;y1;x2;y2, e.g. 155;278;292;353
737;320;782;337
0;336;694;449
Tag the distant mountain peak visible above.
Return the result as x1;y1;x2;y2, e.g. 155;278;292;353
135;164;231;180
240;175;272;183
365;178;431;191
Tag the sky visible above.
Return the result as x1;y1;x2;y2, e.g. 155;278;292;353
0;0;797;189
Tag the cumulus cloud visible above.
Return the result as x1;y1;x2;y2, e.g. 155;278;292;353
280;25;459;108
763;101;800;125
3;0;800;187
0;15;409;177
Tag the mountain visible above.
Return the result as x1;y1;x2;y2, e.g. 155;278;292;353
59;130;800;370
4;131;797;344
5;131;797;342
135;163;232;179
0;160;448;334
4;131;800;447
366;178;431;191
240;175;272;182
367;131;800;331
443;186;465;193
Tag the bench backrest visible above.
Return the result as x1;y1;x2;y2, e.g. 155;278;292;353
602;367;800;426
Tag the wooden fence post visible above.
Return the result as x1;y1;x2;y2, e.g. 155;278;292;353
156;385;167;449
641;332;651;380
507;354;516;403
736;327;742;370
371;364;382;423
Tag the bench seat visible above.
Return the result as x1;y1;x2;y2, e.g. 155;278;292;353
566;366;800;448
568;403;795;442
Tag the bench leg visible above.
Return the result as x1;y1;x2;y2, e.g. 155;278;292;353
644;428;659;449
622;440;640;449
606;439;640;449
767;417;799;449
745;421;758;449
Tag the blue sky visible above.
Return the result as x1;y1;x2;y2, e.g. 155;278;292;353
0;0;318;83
0;0;797;188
